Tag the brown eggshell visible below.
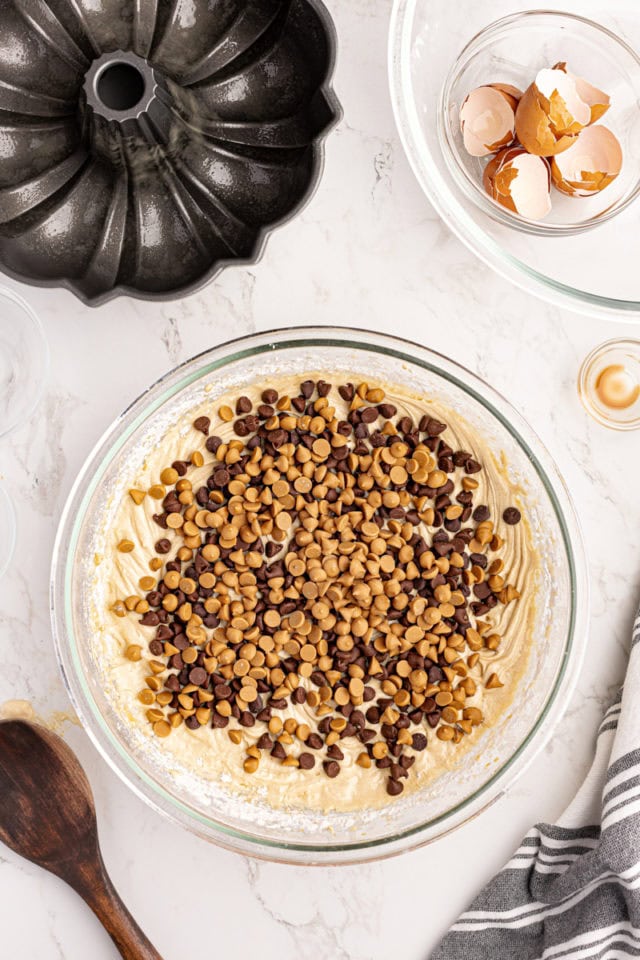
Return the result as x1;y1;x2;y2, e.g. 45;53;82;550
550;125;623;196
515;82;579;156
484;149;518;213
483;146;552;220
552;62;610;124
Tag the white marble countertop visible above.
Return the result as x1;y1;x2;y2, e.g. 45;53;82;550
1;1;639;956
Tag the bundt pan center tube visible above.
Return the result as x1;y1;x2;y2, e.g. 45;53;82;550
0;0;340;305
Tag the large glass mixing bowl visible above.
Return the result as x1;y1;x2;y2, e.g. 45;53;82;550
389;1;640;319
51;329;588;864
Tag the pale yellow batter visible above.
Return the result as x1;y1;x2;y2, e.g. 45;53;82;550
92;376;537;812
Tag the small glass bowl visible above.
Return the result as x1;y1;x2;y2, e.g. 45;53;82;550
0;286;49;438
578;339;640;430
440;11;640;236
390;0;640;315
0;484;16;580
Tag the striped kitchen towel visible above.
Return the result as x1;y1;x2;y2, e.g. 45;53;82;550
432;608;640;960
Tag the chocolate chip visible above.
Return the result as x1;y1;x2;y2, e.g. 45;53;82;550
473;581;492;600
155;538;171;554
378;403;397;419
299;752;315;770
300;380;315;398
360;406;378;423
426;418;446;436
503;507;521;525
140;612;160;626
323;760;340;778
189;667;207;686
193;416;210;434
472;505;490;522
470;552;488;569
390;763;408;780
411;733;427;751
212;467;229;487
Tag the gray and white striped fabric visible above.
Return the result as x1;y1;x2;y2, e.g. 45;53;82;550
432;609;640;960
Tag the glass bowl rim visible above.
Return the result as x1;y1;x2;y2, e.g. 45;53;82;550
50;326;589;863
0;484;16;581
439;10;640;238
388;0;640;318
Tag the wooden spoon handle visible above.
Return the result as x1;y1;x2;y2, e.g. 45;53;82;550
74;853;164;960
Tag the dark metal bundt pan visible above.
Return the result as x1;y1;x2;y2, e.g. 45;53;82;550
0;0;340;305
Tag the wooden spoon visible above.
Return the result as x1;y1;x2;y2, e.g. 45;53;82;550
0;719;163;960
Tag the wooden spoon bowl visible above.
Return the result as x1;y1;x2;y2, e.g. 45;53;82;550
0;720;163;959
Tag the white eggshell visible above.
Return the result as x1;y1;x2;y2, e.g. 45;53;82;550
507;153;553;219
460;86;517;157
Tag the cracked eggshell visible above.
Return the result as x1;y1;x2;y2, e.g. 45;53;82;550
553;62;610;124
515;67;591;156
483;146;552;220
460;84;522;157
489;83;523;110
550;125;622;196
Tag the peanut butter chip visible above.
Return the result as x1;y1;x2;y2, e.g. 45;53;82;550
160;467;179;486
312;438;331;458
264;610;281;628
390;465;408;485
